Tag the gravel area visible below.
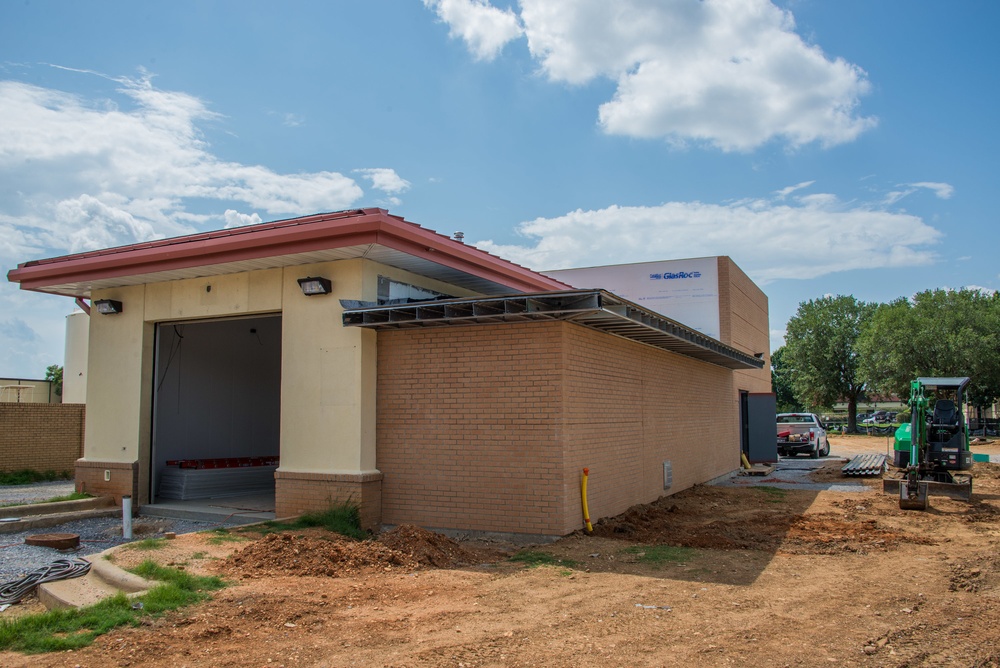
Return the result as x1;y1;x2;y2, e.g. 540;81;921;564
0;482;250;584
0;480;75;506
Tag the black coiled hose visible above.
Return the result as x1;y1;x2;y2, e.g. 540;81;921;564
0;558;92;605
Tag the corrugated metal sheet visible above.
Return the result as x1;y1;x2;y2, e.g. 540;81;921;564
343;289;764;370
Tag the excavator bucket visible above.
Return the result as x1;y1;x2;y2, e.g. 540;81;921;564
899;481;929;510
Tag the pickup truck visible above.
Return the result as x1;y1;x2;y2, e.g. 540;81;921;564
777;413;831;459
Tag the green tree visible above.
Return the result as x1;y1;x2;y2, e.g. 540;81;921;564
770;346;803;413
784;295;876;431
859;289;1000;411
45;364;63;397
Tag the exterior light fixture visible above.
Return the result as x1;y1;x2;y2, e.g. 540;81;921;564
297;276;332;296
94;299;124;315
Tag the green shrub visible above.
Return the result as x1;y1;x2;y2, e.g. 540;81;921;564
294;502;366;539
243;500;366;540
0;469;71;486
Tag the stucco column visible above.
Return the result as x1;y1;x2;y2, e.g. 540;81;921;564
276;260;381;525
76;284;153;503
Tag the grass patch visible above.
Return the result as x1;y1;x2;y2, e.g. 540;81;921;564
0;469;71;486
0;561;224;654
241;501;366;540
510;550;579;568
201;527;252;546
127;538;168;551
0;491;92;509
623;544;696;566
755;486;788;503
41;491;92;504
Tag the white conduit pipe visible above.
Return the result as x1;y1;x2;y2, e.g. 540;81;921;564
122;495;133;540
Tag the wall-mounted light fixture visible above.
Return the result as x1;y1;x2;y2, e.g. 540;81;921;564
297;276;332;296
94;299;124;315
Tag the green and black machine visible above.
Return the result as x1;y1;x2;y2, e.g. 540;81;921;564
883;377;973;510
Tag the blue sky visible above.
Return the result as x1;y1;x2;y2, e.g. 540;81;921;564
2;0;998;378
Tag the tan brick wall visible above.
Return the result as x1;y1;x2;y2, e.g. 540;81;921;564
560;325;738;534
0;403;85;474
719;257;772;395
275;470;383;529
75;459;136;504
376;320;742;537
377;323;564;536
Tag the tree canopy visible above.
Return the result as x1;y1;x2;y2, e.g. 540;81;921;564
770;346;803;413
783;295;876;429
858;289;1000;409
45;364;63;397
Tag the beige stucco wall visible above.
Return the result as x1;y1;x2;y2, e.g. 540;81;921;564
143;267;283;321
81;258;485;503
83;284;153;467
278;258;479;474
62;310;90;404
279;259;374;473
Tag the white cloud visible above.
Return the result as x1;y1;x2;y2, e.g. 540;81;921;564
774;181;815;199
354;168;412;195
770;328;786;350
910;182;954;199
474;191;942;283
0;73;365;258
52;194;161;254
883;181;955;205
224;209;264;228
424;0;524;61
428;0;875;150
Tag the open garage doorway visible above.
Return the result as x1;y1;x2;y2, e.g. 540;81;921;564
147;314;281;521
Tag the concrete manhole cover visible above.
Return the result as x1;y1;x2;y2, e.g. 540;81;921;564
24;533;81;550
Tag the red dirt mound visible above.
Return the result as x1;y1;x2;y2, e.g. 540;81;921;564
376;524;486;568
221;530;419;578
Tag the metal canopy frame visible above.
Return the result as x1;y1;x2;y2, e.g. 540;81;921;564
343;289;764;370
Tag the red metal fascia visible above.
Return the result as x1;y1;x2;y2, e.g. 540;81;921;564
8;208;569;294
9;213;386;290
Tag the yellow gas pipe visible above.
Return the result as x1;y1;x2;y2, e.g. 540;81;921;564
581;468;593;533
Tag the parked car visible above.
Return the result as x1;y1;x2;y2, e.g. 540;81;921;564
862;410;892;425
776;413;830;458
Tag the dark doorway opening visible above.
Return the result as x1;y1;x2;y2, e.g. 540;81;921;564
148;314;281;520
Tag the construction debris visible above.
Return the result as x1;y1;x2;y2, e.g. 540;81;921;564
842;454;887;477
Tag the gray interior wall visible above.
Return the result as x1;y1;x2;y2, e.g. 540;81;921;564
152;316;281;490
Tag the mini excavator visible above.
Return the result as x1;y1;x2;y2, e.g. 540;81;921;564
882;377;974;510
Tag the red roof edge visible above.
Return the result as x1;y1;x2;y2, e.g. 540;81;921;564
7;208;569;295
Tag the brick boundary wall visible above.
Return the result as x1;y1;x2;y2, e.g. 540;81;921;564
0;403;85;474
75;460;137;504
275;470;383;529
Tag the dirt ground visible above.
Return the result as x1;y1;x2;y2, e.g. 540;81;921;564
4;434;1000;667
